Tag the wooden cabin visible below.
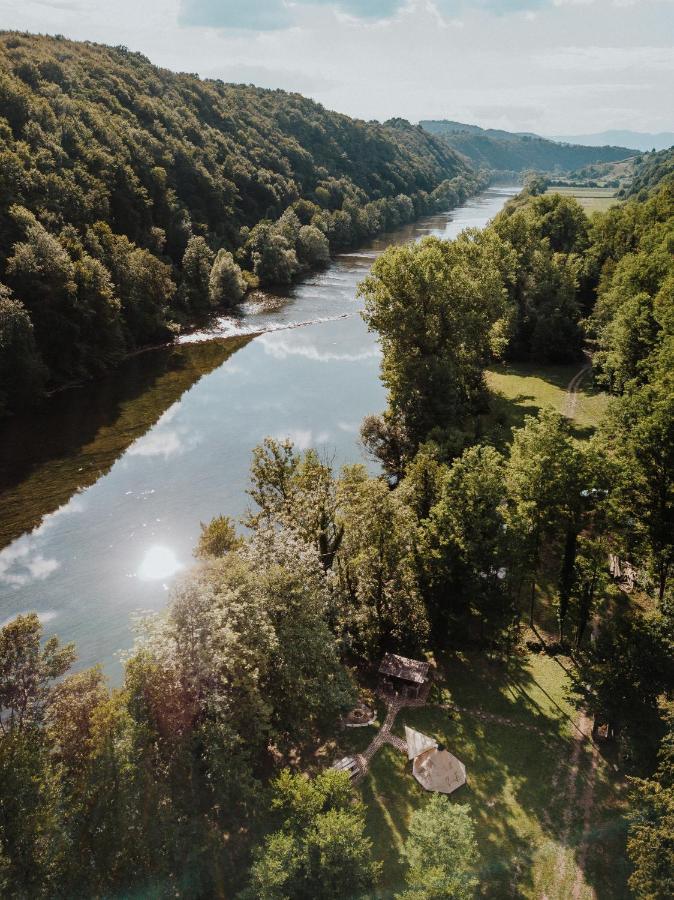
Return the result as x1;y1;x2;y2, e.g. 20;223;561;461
378;652;429;699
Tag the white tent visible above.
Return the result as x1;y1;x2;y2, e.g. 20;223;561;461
412;747;467;795
405;725;438;761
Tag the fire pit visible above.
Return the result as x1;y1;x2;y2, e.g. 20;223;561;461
344;703;376;727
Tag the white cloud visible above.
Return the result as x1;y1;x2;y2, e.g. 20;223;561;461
0;541;61;589
274;428;332;449
0;609;59;629
126;403;201;459
258;335;379;363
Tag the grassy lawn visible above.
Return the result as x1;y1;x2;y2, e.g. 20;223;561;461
484;361;610;444
358;651;630;899
545;186;621;214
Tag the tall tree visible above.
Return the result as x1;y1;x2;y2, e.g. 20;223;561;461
397;795;479;900
245;769;380;900
335;464;429;656
505;410;584;629
359;231;515;450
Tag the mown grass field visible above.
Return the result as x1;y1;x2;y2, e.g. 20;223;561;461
355;652;630;899
545;186;620;213
484;361;610;443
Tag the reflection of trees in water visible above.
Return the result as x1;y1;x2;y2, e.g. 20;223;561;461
0;337;251;549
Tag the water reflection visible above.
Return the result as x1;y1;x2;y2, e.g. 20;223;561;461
0;337;251;548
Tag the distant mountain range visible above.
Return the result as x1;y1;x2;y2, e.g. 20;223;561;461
551;131;674;153
419;120;636;173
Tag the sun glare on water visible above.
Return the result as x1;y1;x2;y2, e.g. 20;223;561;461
138;545;184;581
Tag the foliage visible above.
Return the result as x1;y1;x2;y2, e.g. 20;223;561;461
421;444;514;639
335;464;429;656
0;283;45;415
244;769;380;899
194;514;243;558
246;438;344;570
627;711;674;899
573;610;674;755
360;229;515;449
492;193;588;362
0;613;75;733
623;147;674;198
397;795;479;899
208;248;246;309
179;235;214;313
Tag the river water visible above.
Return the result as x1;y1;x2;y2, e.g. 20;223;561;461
0;185;519;679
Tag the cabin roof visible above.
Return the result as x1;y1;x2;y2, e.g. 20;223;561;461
379;653;429;684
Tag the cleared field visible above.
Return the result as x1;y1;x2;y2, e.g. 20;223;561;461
484;361;610;443
546;186;620;213
358;652;630;899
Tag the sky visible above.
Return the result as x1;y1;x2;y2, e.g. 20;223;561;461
2;0;673;135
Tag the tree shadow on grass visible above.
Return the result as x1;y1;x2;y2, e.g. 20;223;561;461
400;650;629;898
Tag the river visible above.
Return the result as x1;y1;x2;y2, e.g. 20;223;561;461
0;185;519;678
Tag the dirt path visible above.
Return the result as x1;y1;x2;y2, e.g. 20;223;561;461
548;710;599;900
564;361;591;419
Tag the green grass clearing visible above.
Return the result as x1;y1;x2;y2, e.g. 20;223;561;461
484;361;610;444
358;651;630;899
545;186;621;213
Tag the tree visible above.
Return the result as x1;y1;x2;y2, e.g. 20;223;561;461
397;795;479;899
528;193;589;254
523;173;549;196
5;207;80;375
627;713;674;899
0;614;74;893
209;248;246;308
0;32;475;411
0;613;75;733
423;444;513;641
335;465;429;656
573;610;674;754
297;224;330;267
194;514;243;558
247;438;343;570
180;235;215;312
243;222;299;286
0;284;46;414
132;528;353;751
245;769;380;900
605;383;674;600
505;410;584;629
360;411;413;479
359;231;515;450
492;205;584;363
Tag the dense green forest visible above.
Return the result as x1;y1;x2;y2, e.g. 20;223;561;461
2;125;672;896
0;32;484;416
421;119;636;173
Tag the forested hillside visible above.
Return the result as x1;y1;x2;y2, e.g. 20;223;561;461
421;119;636;173
0;33;478;415
622;146;674;197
